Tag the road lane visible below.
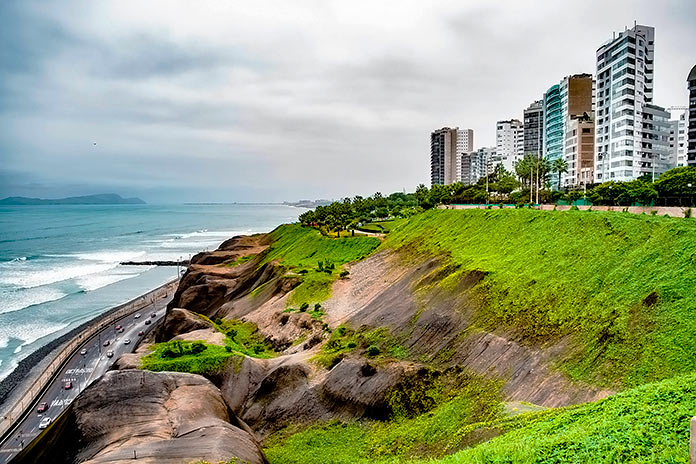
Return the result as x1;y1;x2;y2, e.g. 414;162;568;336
0;293;171;463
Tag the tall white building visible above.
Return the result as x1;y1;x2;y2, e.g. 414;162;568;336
430;127;474;186
595;24;671;182
669;111;688;167
495;119;523;172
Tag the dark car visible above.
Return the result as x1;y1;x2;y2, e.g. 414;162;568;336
37;402;49;413
150;312;157;318
64;381;72;390
137;330;144;336
145;319;151;325
103;340;110;347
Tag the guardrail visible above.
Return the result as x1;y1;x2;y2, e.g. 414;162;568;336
0;279;178;440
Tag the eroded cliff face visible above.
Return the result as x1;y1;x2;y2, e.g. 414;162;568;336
26;230;614;463
159;234;611;438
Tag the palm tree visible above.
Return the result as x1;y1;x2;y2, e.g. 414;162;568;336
552;158;569;190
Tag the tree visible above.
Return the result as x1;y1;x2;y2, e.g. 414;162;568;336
654;166;696;201
552;158;569;190
566;190;583;205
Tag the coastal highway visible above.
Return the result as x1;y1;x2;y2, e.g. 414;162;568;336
0;293;171;463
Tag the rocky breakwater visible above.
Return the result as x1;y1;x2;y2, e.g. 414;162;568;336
14;370;267;464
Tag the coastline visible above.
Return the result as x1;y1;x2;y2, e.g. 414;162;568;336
0;279;178;411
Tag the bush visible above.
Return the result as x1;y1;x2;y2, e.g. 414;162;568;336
347;342;357;349
367;345;381;357
299;302;309;312
225;346;232;352
339;270;350;278
686;208;692;218
213;318;222;325
226;328;237;339
314;303;322;310
190;342;207;355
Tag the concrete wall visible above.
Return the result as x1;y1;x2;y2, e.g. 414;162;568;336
442;203;694;217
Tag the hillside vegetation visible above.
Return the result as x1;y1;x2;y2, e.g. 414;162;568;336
266;373;696;464
263;225;380;306
383;208;696;388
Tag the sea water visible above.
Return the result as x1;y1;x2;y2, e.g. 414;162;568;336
0;203;302;380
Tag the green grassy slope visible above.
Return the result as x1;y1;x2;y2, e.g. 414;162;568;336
383;208;696;387
266;373;696;464
263;225;380;306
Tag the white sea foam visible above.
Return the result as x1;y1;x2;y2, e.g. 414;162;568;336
75;272;140;292
0;262;119;289
0;286;69;314
72;250;146;262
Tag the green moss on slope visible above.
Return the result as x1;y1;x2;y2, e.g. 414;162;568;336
266;373;696;464
382;209;696;387
264;224;380;306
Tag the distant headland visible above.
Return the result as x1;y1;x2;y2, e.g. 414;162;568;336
0;193;146;205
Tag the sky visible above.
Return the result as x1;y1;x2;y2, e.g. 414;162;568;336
1;1;694;203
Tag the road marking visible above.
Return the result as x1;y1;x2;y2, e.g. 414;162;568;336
65;368;93;375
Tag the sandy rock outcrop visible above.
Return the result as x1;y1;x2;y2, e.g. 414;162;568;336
155;307;215;343
217;353;415;437
15;370;268;464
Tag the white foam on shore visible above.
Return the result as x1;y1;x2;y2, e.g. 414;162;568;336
0;286;69;314
75;271;140;292
0;262;119;289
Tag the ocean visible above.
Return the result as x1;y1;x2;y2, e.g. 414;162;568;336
0;203;302;380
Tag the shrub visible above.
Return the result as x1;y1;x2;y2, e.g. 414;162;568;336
367;345;381;357
685;208;692;218
651;210;658;216
347;342;357;349
314;303;322;310
339;270;350;278
190;342;207;355
225;346;232;353
226;328;237;339
299;302;309;312
213;318;222;325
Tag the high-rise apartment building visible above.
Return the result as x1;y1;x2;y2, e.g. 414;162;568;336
543;85;563;164
523;100;544;158
430;127;474;186
565;113;595;188
495;119;523;172
641;104;672;178
668;111;688;167
462;147;495;185
544;74;594;188
689;64;696;165
595;24;670;181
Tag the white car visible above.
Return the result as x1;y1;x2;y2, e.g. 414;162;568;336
39;416;51;429
106;350;114;358
80;348;87;355
123;339;131;345
134;313;141;319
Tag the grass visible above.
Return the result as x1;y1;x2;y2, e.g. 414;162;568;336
265;369;504;463
312;325;409;369
382;208;696;388
141;319;275;374
263;224;380;306
223;254;255;267
265;373;696;464
140;341;239;375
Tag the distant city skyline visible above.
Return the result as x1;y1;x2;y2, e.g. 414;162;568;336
1;1;694;202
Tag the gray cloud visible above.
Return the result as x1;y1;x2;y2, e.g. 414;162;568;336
1;0;695;203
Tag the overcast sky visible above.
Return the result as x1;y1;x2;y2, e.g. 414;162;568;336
1;1;694;203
